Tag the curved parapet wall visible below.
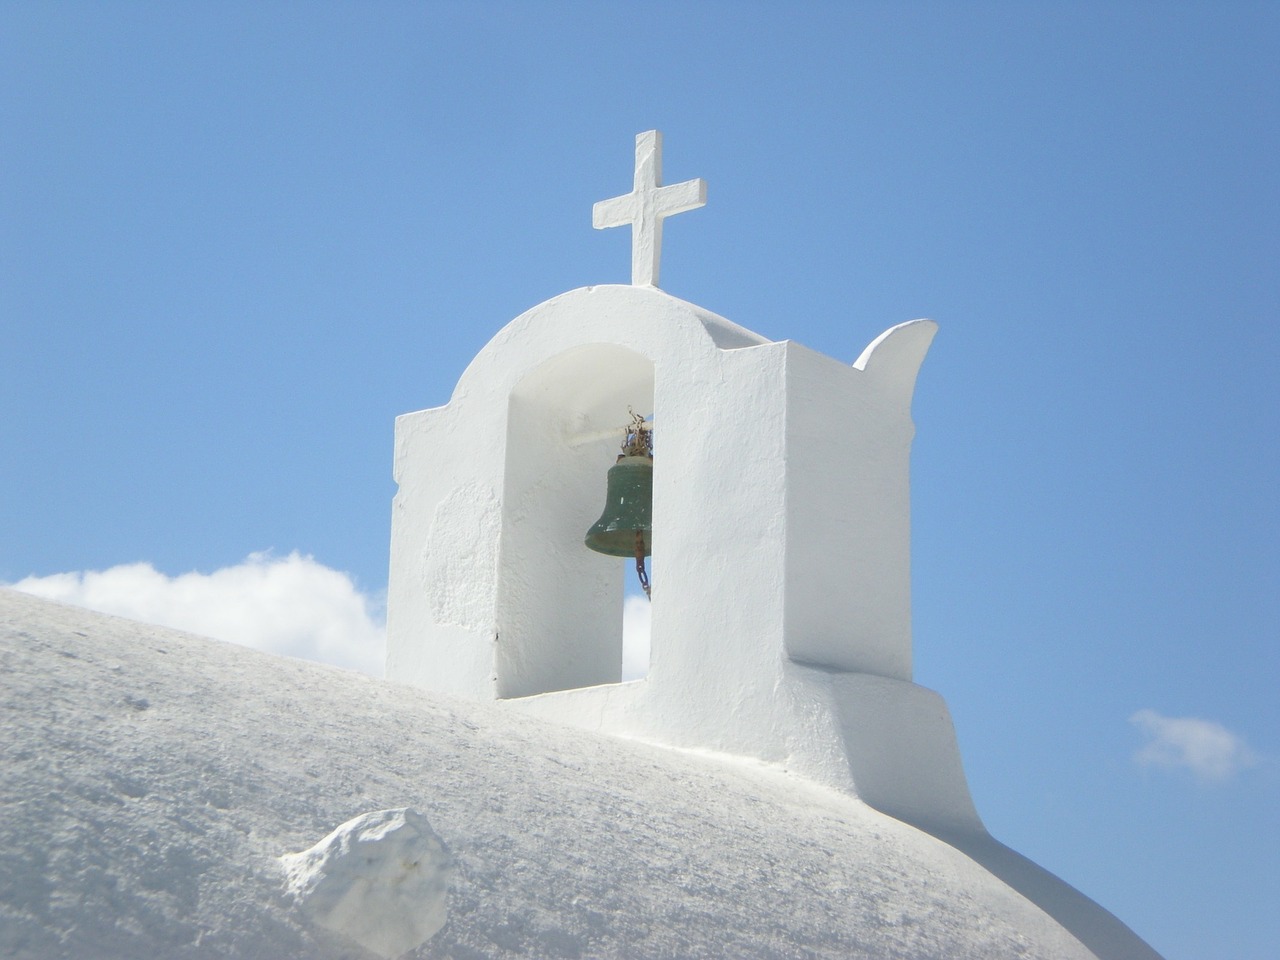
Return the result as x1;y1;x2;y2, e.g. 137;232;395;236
782;318;937;679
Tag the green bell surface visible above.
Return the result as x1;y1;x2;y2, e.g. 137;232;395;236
584;455;653;557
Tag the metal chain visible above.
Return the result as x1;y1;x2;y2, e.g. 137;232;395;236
634;530;651;600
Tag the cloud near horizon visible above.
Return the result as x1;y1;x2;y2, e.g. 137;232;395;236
9;554;656;684
1130;708;1257;782
8;552;386;676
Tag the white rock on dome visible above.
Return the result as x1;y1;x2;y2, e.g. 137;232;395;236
280;808;451;958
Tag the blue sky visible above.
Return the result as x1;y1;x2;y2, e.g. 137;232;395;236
2;3;1276;957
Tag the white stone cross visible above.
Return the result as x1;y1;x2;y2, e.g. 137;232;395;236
593;130;707;288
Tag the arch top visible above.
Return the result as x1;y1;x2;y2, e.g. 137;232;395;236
446;285;772;408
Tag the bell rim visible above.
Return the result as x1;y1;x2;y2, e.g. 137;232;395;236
583;529;653;558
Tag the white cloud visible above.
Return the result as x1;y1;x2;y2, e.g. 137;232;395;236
8;552;385;676
1130;709;1257;782
622;594;651;681
10;559;648;684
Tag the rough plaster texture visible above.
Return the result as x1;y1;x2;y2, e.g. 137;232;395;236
386;283;973;829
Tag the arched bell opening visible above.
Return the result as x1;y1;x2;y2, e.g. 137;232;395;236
582;411;655;683
495;343;655;699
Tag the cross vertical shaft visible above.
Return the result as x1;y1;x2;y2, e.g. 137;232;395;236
593;131;706;287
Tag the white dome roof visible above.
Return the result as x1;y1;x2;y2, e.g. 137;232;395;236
1;590;1148;959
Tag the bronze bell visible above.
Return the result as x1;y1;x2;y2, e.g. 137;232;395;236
584;412;653;597
584;455;653;557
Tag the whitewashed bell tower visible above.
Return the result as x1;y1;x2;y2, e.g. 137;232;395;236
386;131;1168;960
386;130;976;832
